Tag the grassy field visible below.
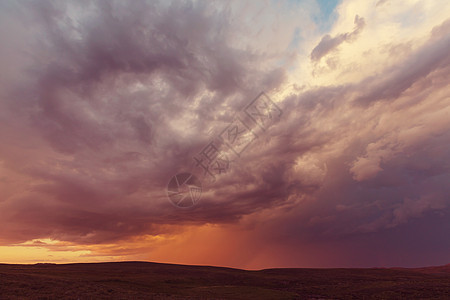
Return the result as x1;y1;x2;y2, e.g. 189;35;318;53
0;262;448;299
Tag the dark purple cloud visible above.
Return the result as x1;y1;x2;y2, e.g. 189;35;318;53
310;15;365;62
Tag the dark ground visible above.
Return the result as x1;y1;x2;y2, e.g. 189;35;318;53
0;261;449;299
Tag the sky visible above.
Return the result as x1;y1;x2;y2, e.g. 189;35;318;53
0;0;449;269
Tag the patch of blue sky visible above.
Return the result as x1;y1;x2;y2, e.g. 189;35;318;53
314;0;341;31
271;0;341;69
283;0;340;50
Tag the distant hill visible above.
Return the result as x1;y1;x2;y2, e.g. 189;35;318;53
0;261;448;299
391;263;450;275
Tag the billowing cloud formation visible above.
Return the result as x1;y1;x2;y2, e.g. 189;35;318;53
0;0;449;268
0;0;318;248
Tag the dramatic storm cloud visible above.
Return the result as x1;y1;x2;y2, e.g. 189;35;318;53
0;0;449;268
